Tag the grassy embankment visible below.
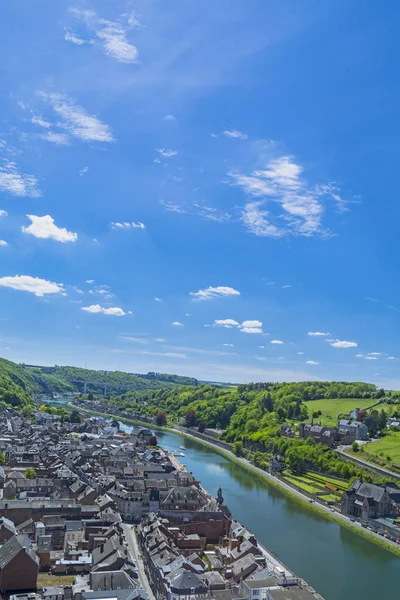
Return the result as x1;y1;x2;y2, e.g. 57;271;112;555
78;405;400;557
345;432;400;475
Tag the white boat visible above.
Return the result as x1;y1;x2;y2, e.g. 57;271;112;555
179;445;186;450
171;451;185;457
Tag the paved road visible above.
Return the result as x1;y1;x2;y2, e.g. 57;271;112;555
336;447;400;481
121;523;156;600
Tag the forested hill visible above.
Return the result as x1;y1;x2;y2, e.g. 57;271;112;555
0;358;199;407
23;364;199;393
0;357;74;407
109;380;387;435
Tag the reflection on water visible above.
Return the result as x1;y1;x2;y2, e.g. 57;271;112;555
155;429;400;600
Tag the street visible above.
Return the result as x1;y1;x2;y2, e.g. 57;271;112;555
121;523;156;600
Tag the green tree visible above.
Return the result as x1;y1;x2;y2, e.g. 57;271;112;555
246;419;259;434
351;441;359;453
232;441;243;456
378;409;388;431
185;409;197;428
365;410;379;437
69;409;82;423
25;468;37;479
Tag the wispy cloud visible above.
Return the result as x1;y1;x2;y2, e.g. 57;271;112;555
230;154;349;237
0;240;8;247
36;91;114;143
0;160;41;198
306;360;319;365
69;7;139;63
172;321;184;327
81;304;125;316
79;167;89;176
193;204;231;223
157;148;178;158
22;215;78;243
154;297;162;302
111;221;145;230
0;275;65;296
270;339;284;344
223;129;248;140
0;210;8;217
38;132;70;146
190;286;240;301
64;28;91;46
308;331;330;337
160;201;187;214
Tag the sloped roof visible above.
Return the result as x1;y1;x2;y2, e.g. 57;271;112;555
0;534;39;569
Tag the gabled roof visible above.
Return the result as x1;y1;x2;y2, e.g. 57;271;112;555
0;535;39;569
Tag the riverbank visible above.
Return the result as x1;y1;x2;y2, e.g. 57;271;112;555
76;405;400;557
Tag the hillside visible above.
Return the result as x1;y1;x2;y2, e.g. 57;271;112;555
23;364;199;393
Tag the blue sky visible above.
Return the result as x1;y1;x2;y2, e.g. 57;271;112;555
1;0;400;385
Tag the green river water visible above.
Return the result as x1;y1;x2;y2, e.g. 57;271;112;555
51;399;400;599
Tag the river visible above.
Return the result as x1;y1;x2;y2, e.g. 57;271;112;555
51;401;400;600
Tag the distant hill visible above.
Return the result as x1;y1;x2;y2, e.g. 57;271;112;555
23;364;199;394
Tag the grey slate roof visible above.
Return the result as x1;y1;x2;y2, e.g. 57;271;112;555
0;534;39;569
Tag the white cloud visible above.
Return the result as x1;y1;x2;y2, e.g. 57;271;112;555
308;331;330;337
259;345;265;349
69;7;138;63
306;360;319;365
81;304;125;316
213;318;262;334
31;116;51;128
160;201;187;214
0;210;7;217
193;204;232;223
0;275;65;296
111;221;145;229
39;132;70;145
223;343;234;347
214;319;240;328
97;23;138;63
271;340;284;344
190;286;240;301
0;160;41;198
329;339;358;348
241;327;263;334
22;215;78;243
154;338;166;343
172;321;184;327
367;352;383;356
154;297;162;302
164;114;176;121
0;240;8;247
297;352;304;355
86;279;94;284
79;167;89;176
37;91;114;143
365;356;377;360
388;356;397;360
241;201;283;238
230;154;348;238
223;129;248;140
64;28;89;45
157;148;178;158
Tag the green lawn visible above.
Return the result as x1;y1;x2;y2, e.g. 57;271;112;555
304;398;364;425
366;432;400;463
304;398;395;426
281;471;345;501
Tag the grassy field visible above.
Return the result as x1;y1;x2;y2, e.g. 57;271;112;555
304;398;395;426
304;398;365;425
366;432;400;463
